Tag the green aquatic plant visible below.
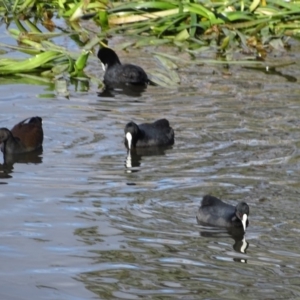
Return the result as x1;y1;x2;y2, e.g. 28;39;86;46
0;0;299;84
2;0;300;54
0;17;91;80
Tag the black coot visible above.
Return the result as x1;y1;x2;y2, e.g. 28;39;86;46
124;119;174;150
196;195;250;232
97;47;149;87
0;117;43;155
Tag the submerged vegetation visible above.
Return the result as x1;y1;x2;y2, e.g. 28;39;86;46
0;0;299;83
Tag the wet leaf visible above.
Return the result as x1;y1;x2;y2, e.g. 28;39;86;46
154;55;178;70
109;8;183;25
0;51;63;74
189;12;197;38
55;77;70;98
187;3;217;22
70;5;83;21
168;69;181;84
75;50;90;72
109;1;177;12
250;0;261;12
17;0;35;12
52;64;69;75
148;70;178;87
17;73;53;84
269;38;285;51
174;29;190;41
220;12;254;22
220;36;231;50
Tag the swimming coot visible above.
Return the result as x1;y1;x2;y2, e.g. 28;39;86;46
196;195;250;232
0;117;44;154
97;47;149;87
124;119;174;150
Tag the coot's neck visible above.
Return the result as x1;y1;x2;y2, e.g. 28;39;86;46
3;135;22;154
107;57;121;68
130;127;143;148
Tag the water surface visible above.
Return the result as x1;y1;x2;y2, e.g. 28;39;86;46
1;28;300;300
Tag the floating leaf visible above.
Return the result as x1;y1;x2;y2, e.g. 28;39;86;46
0;51;63;74
109;8;183;25
220;36;231;50
52;64;69;75
174;29;190;41
169;69;181;84
149;71;178;87
154;55;178;70
55;77;70;98
269;38;285;51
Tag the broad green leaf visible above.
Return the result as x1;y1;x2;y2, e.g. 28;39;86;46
220;36;231;50
109;8;183;25
98;10;109;30
24;20;42;33
17;73;53;84
220;12;254;21
148;70;178;87
52;64;69;75
75;50;90;72
269;38;285;51
83;36;102;51
14;18;27;32
70;5;83;21
154;55;178;70
190;12;197;38
255;7;280;15
174;29;190;41
169;69;180;83
55;78;69;98
17;0;35;12
228;18;271;29
0;51;62;74
267;0;300;10
0;42;41;55
186;3;217;22
109;1;177;13
250;0;261;12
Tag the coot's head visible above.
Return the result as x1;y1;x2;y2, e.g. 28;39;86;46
124;122;140;150
235;202;250;232
28;116;42;125
9;116;44;153
97;47;121;70
0;128;11;143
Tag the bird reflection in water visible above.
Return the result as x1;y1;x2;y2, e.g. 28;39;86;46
198;226;249;263
98;84;147;98
0;148;43;179
125;147;169;173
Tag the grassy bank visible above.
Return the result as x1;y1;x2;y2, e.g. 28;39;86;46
0;0;299;81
